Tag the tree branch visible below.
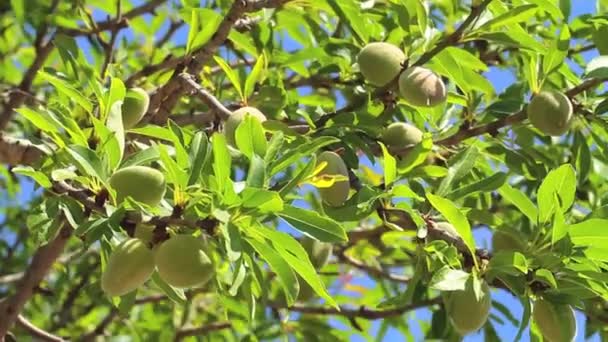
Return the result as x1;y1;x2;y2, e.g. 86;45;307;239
177;73;232;120
394;76;608;154
0;224;72;337
0;0;60;129
314;0;493;128
16;315;65;342
173;322;232;341
413;0;494;67
272;297;441;320
338;250;410;284
58;0;165;36
147;0;293;124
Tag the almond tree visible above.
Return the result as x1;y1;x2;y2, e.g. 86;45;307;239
0;0;607;341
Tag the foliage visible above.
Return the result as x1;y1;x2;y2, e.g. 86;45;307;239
0;0;608;341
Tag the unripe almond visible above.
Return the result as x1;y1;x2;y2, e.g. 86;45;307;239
357;42;405;87
398;66;447;107
155;235;215;288
316;151;350;207
121;88;149;129
492;230;525;252
445;280;491;335
224;106;267;155
533;298;577;342
381;122;423;148
527;90;573;136
101;238;155;297
301;236;332;269
109;166;166;206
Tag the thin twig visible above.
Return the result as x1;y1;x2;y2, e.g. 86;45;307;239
148;0;293;124
177;73;232;120
413;0;494;67
16;315;65;342
391;76;608;155
338;251;410;284
58;0;165;36
567;43;595;57
272;297;441;319
173;322;232;341
99;0;123;79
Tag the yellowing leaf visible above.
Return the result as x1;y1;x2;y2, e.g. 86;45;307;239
305;174;349;188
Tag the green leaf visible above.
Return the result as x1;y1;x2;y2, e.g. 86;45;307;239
446;172;507;201
185;8;199;53
475;31;546;52
129;125;175;142
38;71;93;113
414;0;427;33
212;133;231;194
246;154;266;188
569;219;608;246
436;145;479;196
592;24;608;55
573;133;591;184
264;131;284;165
117;290;137;317
429;267;469;291
391;184;424;201
533;269;557;289
228;30;257;56
444;47;488;72
270;136;339;176
150;272;186;305
551;193;567;245
278;205;347;243
103;77;126;120
537;164;576;224
487;251;528;276
426;193;477;268
183;8;221;52
241;188;283;214
528;0;563;20
187;131;209;186
245;237;298;306
105;101;125;172
214;55;244;101
514;296;532;342
326;0;368;44
11;166;52;188
585;55;608;79
477;4;538;30
379;142;396;187
498;184;538;224
158;143;188;188
253;226;337;307
541;26;569;79
167;121;190;169
279;156;316;198
235;114;267;159
244;53;266;99
397;134;433;174
64;145;106;181
16;107;62;134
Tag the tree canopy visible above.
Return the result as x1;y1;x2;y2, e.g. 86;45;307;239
1;0;608;341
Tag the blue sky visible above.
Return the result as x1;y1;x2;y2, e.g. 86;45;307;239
2;0;602;340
